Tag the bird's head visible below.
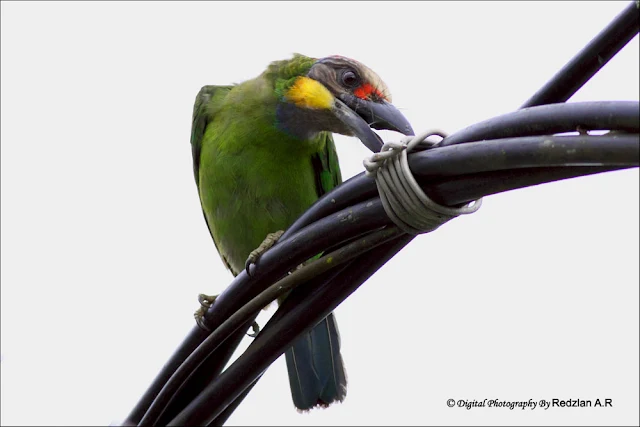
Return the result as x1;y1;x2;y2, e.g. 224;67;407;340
273;54;414;152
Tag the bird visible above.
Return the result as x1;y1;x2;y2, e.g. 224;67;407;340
190;53;413;411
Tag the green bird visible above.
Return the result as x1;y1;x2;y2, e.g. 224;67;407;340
190;54;413;411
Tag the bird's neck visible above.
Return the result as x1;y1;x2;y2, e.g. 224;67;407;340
275;101;334;142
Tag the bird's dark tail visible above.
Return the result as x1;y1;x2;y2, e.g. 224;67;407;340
284;312;347;411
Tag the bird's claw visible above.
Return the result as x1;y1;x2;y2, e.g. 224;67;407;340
198;293;218;307
194;293;261;338
576;125;590;136
247;321;260;338
244;230;285;276
194;293;218;332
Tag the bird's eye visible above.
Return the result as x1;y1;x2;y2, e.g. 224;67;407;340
341;70;359;88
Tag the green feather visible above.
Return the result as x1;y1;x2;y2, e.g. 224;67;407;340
267;53;317;81
192;56;340;275
270;54;317;101
191;54;346;410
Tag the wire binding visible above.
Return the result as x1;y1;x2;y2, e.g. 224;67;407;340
363;130;483;235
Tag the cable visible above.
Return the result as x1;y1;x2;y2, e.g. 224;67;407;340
168;232;413;426
139;226;402;426
520;0;639;108
166;133;638;426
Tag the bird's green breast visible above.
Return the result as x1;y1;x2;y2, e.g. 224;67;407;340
198;80;325;275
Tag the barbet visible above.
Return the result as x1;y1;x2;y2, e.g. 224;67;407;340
190;54;413;410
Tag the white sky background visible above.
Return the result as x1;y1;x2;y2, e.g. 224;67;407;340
1;1;638;426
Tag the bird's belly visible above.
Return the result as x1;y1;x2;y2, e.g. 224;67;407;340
200;157;318;275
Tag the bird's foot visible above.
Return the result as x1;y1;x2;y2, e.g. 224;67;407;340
245;230;285;275
198;293;218;308
194;293;261;338
576;125;590;135
194;293;218;331
247;321;260;338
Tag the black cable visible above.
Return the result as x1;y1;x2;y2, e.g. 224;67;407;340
208;377;260;426
440;101;639;147
207;263;353;427
521;0;639;108
152;196;392;425
168;233;415;426
173;133;638;425
139;226;403;426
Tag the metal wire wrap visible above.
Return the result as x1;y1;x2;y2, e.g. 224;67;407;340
364;130;483;234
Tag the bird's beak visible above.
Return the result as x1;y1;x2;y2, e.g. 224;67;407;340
341;93;414;136
331;94;414;153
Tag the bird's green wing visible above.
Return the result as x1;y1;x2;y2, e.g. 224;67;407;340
191;85;233;186
310;132;343;197
190;85;235;272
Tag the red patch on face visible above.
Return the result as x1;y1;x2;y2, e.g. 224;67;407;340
354;83;385;101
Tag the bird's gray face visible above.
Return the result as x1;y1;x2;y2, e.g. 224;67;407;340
307;55;414;152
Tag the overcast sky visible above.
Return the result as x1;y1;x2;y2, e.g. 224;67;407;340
1;1;638;426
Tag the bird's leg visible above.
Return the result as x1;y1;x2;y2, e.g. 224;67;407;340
194;293;261;337
245;230;285;275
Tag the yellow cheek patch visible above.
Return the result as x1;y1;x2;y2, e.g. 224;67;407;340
285;77;334;110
